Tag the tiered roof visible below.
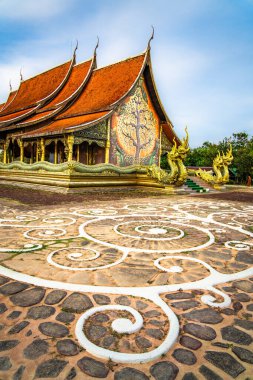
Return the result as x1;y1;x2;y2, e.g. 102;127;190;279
0;44;179;144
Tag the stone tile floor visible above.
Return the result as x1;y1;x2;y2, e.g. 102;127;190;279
0;189;252;379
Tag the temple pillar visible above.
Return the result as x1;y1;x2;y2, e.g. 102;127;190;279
40;138;45;161
105;119;111;164
18;139;24;162
54;140;58;164
76;144;80;162
3;140;9;164
67;135;74;161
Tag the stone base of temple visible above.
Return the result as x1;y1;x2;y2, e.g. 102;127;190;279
0;162;182;193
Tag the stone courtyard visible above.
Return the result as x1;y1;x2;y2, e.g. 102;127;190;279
0;186;252;380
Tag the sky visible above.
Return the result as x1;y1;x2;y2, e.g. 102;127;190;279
0;0;252;147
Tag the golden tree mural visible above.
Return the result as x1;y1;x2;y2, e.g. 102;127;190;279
116;81;156;164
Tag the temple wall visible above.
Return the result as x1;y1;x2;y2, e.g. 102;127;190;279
110;77;160;166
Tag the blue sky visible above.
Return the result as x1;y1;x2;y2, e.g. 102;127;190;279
0;0;252;147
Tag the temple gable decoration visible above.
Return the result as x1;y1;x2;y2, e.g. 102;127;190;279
111;78;159;166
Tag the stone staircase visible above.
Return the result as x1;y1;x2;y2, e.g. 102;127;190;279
184;177;210;193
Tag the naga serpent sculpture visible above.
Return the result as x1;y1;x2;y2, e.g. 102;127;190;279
148;127;190;186
196;144;233;185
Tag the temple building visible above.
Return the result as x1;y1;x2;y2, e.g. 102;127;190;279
0;40;180;169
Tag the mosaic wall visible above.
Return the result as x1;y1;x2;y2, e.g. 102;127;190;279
110;78;160;166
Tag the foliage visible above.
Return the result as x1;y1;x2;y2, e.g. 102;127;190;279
184;132;253;183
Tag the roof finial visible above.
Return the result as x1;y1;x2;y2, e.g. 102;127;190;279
73;39;78;63
20;68;23;82
9;80;12;92
94;36;99;56
147;25;155;50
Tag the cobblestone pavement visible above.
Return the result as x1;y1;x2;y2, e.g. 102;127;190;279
0;192;252;379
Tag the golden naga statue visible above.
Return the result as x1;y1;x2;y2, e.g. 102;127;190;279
196;144;233;185
148;127;189;186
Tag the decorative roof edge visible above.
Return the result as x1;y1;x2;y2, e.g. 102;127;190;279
0;105;40;128
37;59;74;107
22;110;112;139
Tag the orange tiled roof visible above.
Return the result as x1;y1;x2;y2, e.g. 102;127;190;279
58;54;145;118
0;107;35;123
12;59;93;127
0;61;71;116
17;110;55;125
22;111;109;138
43;59;93;110
0;91;17;112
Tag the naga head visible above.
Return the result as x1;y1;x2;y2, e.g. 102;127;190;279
213;151;223;167
167;138;178;160
177;126;190;159
222;144;233;166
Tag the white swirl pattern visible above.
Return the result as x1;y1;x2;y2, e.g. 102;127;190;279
0;200;252;364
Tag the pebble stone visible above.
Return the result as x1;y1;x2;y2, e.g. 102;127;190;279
247;303;253;311
221;326;252;345
0;356;12;370
172;348;197;365
204;351;245;378
0;340;19;351
0;303;7;314
171;300;199;310
199;365;223;380
77;356;109;378
232;346;253;364
13;364;25;380
234;318;253;330
27;305;55;319
165;292;193;300
56;311;75;323
0;282;29;295
44;289;67;305
115;296;131;306
39;322;69;338
232;301;243;312
234;293;250;302
8;321;29;335
56;339;80;356
23;339;49;360
180;335;202;350
233;280;253;293
93;294;111;305
65;367;77;380
114;367;149;380
182;373;198;380
143;310;161;318
146;329;164;340
7;311;21;319
10;287;45;307
183;323;216;341
92;313;109;323
61;292;93;313
183;308;223;324
150;361;179;380
35;359;68;378
211;342;229;348
236;251;253;264
135;336;152;349
25;330;32;337
0;276;10;285
136;300;148;310
88;325;107;340
149;320;165;327
102;335;116;348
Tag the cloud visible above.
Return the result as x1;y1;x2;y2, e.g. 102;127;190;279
0;0;76;20
0;0;252;146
